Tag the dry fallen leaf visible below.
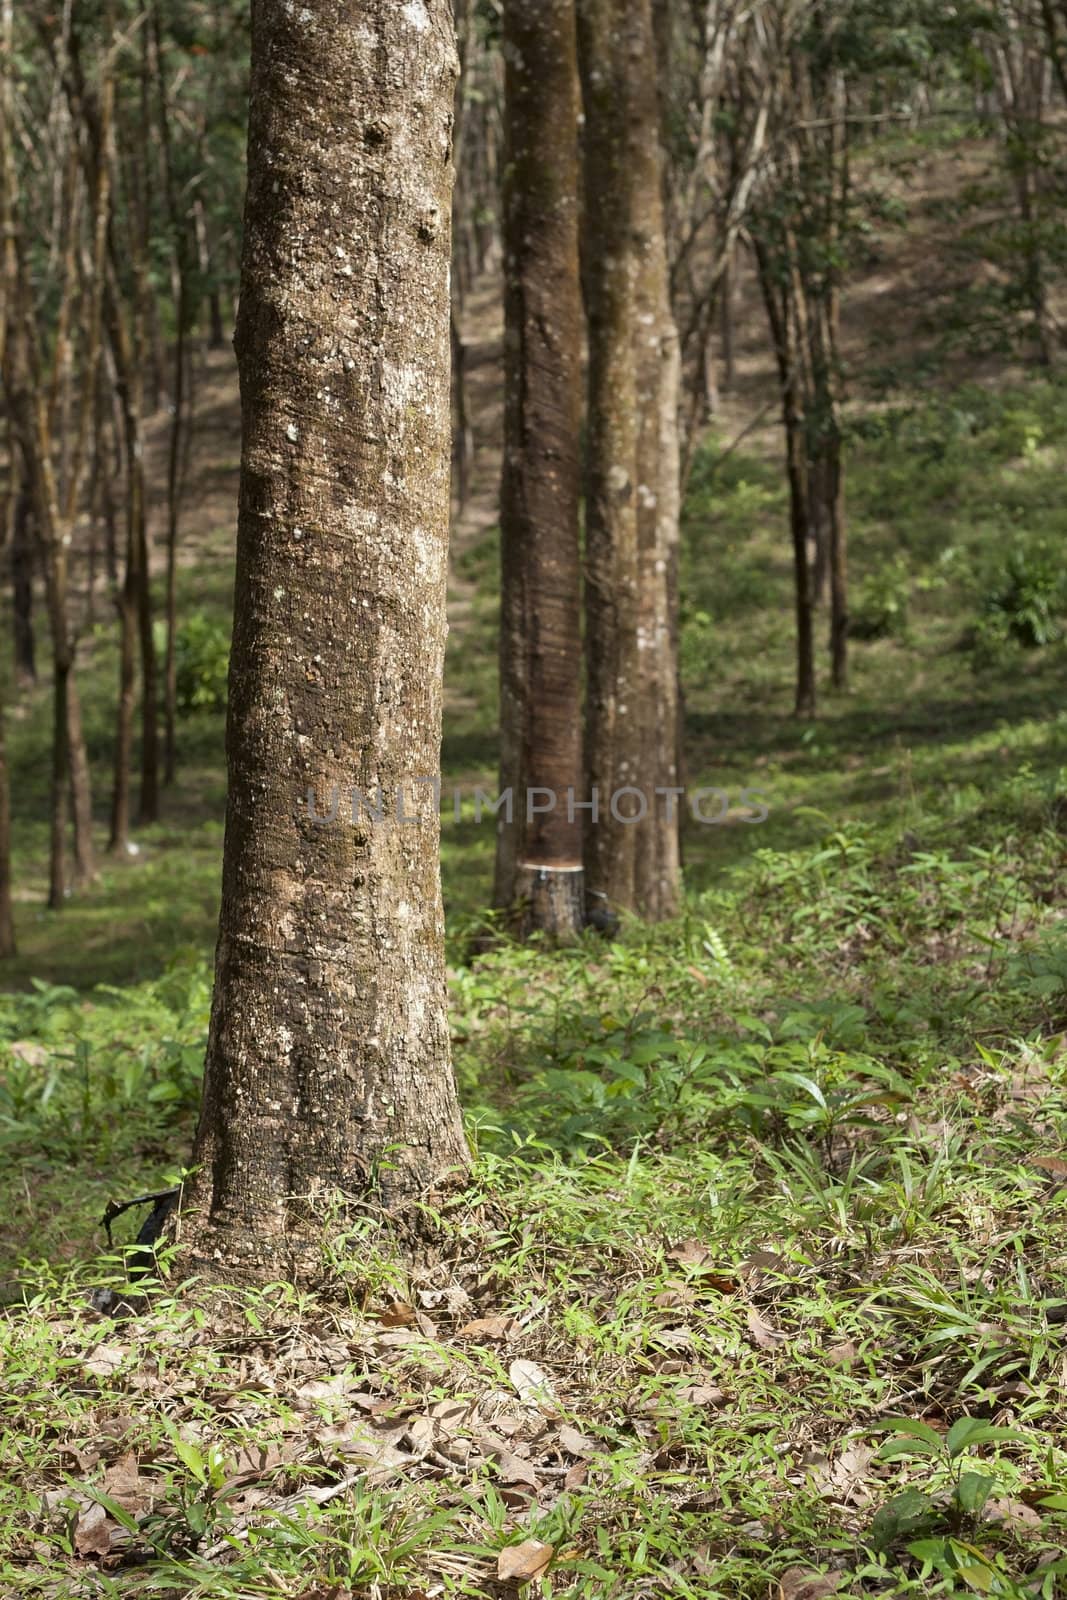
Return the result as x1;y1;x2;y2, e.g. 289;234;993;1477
509;1358;557;1412
651;1325;696;1352
73;1502;114;1558
458;1314;522;1340
83;1344;125;1379
1030;1155;1067;1178
742;1248;785;1274
100;1452;149;1516
497;1537;554;1581
984;1496;1043;1530
665;1242;738;1292
496;1449;541;1488
431;1397;471;1430
677;1383;726;1407
378;1300;416;1327
557;1423;596;1456
746;1306;787;1350
777;1567;841;1600
221;1439;294;1493
293;1374;351;1410
702;1273;741;1295
653;1283;695;1310
667;1239;712;1268
810;1442;875;1505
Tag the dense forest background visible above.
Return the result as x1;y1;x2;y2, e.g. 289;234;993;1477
1;1;1067;1596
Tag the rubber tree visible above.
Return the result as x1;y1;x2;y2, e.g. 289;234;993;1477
493;0;586;937
576;0;683;922
182;0;469;1279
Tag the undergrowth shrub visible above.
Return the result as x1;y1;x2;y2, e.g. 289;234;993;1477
969;539;1067;662
851;556;912;641
0;959;211;1160
175;612;231;714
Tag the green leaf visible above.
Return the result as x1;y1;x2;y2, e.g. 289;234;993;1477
868;1487;937;1552
956;1472;996;1515
954;1562;997;1594
774;1071;828;1109
877;1436;940;1461
873;1417;944;1449
83;1489;143;1538
946;1418;1026;1459
162;1421;208;1483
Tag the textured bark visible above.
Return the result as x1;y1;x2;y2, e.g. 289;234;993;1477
183;0;468;1280
826;434;847;689
493;0;585;938
0;215;14;948
10;488;36;688
513;864;585;935
2;17;98;901
153;3;194;789
577;0;682;922
108;571;136;854
66;675;95;889
4;328;98;898
754;238;816;719
48;665;70;909
0;682;14;956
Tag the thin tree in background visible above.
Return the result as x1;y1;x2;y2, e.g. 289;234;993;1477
2;4;101;901
9;487;36;690
182;0;469;1278
60;11;160;850
754;231;818;718
152;6;196;788
449;0;476;514
988;0;1063;368
577;0;682;922
0;0;17;956
493;0;585;938
745;0;851;712
0;687;14;957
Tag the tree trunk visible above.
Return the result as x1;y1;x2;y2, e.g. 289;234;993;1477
719;247;736;390
103;260;160;829
493;0;585;939
153;4;193;789
1;0;98;897
0;664;15;957
5;340;98;894
10;486;36;688
66;674;96;888
754;239;816;719
577;0;682;922
109;572;137;854
97;365;119;585
821;69;848;685
826;429;847;688
450;310;472;513
194;197;227;349
183;0;469;1280
48;662;70;909
1016;159;1055;368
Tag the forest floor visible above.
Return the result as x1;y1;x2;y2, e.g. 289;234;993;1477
1;123;1067;1598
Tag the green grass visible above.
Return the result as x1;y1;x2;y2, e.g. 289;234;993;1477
1;375;1067;1595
